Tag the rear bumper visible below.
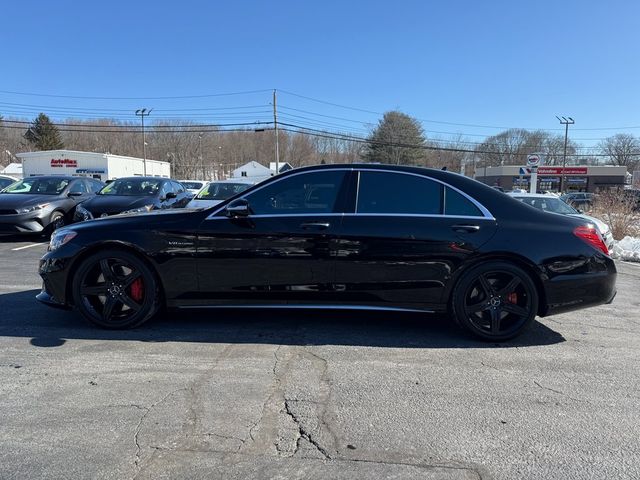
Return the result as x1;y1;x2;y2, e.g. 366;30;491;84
541;256;617;316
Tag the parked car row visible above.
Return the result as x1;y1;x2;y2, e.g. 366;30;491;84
0;176;104;235
0;175;265;237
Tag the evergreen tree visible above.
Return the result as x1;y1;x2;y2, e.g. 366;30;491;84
363;111;426;165
24;113;64;150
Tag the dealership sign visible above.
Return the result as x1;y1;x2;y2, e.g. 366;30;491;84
519;167;587;175
50;158;78;168
538;167;587;175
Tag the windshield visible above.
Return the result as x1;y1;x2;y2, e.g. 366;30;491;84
2;177;70;195
196;182;251;200
181;181;204;190
98;178;162;196
0;178;16;190
514;196;578;214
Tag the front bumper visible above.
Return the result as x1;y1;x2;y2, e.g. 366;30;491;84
0;210;52;233
37;245;81;309
36;287;72;310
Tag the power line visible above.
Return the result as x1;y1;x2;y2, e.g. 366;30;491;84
0;88;273;100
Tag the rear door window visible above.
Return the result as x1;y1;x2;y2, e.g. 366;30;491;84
356;171;442;215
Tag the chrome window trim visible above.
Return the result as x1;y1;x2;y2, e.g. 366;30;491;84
205;166;495;221
203;212;493;220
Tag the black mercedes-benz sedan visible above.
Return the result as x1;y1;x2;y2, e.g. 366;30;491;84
74;177;191;221
0;176;103;235
37;164;616;341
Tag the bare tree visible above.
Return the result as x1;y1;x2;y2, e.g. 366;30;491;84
475;128;579;167
598;134;640;172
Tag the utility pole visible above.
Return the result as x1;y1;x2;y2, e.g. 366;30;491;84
556;116;574;193
273;89;280;175
198;132;204;180
135;108;152;175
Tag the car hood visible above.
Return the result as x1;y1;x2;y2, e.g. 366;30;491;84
568;214;610;234
81;195;157;215
186;199;223;209
0;193;60;208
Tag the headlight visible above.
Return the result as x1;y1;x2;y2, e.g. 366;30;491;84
75;205;93;221
16;203;50;214
123;204;154;214
49;230;77;252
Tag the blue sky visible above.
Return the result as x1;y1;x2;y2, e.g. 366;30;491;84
1;0;639;147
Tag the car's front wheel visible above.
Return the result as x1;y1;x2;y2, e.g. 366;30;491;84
452;261;539;341
71;249;160;329
45;211;66;237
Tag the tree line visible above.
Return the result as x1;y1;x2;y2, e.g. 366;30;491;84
1;111;638;179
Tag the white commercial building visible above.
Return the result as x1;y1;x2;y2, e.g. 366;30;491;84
15;150;171;182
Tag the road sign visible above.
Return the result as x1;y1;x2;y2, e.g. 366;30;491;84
527;154;541;167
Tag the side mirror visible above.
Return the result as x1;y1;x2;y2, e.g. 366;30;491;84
165;191;177;199
68;191;84;197
226;198;251;217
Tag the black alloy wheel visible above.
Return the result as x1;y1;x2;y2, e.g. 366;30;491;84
47;211;66;236
452;261;538;341
71;249;160;329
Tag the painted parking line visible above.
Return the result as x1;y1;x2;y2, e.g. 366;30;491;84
11;242;47;251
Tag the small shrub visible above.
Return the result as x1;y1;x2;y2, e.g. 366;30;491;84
592;191;639;240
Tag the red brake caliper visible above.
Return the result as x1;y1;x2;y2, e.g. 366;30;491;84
507;292;518;304
129;278;144;302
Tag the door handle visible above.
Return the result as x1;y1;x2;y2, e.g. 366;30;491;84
451;224;480;233
300;222;330;230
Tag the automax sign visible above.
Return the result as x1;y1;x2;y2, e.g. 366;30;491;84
50;158;78;168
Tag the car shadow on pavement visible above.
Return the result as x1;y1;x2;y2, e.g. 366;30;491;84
0;289;566;349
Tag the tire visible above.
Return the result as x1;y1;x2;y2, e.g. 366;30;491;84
451;261;539;341
46;211;66;237
71;249;160;329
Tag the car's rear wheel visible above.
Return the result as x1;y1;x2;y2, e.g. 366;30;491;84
71;249;159;329
452;261;538;341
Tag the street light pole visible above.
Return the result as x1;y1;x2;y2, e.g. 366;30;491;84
556;116;574;193
135;108;152;175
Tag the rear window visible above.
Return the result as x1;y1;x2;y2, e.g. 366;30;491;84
444;187;483;216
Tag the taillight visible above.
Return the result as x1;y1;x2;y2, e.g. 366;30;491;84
573;225;609;256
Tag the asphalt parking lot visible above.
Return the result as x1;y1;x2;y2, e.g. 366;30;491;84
0;235;638;480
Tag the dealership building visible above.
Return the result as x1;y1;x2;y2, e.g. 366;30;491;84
15;150;171;182
475;165;627;193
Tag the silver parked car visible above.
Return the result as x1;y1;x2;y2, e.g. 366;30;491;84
507;192;614;251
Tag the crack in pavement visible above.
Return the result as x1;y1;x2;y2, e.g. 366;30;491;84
283;398;331;459
533;380;587;403
132;388;187;480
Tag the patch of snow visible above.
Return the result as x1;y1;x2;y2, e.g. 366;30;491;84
611;236;640;262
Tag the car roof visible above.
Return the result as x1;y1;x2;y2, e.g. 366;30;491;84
507;192;559;198
22;175;79;181
111;177;167;181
